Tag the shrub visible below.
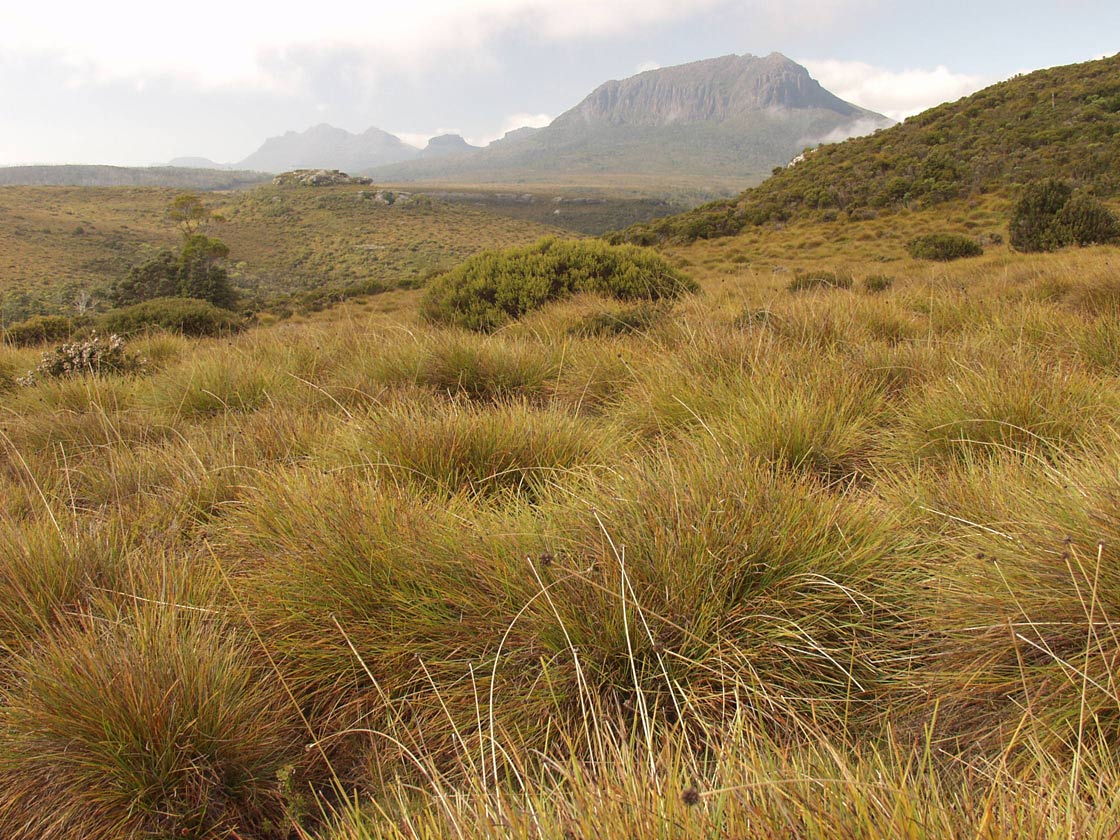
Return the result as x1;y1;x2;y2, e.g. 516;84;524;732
1009;180;1074;252
1008;181;1118;252
1053;191;1120;246
422;238;697;332
863;274;894;294
906;233;983;261
109;249;180;307
99;297;244;337
2;314;78;347
17;333;143;386
787;271;853;292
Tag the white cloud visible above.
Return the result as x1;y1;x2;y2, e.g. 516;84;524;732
800;58;989;121
635;60;661;74
4;0;725;90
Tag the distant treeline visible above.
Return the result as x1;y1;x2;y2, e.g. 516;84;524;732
0;165;269;190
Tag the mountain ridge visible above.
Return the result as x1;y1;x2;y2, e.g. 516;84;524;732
366;52;890;188
610;52;1120;245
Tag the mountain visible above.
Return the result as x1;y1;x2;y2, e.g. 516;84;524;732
611;52;1120;245
0;165;268;190
167;156;228;169
236;124;420;173
421;134;481;158
367;53;891;188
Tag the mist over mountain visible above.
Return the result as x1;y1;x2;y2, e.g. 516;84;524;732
368;53;892;187
235;124;421;173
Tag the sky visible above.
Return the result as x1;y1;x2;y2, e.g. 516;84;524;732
1;0;1116;167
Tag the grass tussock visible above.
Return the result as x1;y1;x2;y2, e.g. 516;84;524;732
0;607;302;840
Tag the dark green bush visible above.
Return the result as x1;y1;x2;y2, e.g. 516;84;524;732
422;238;697;332
787;271;853;293
1010;181;1119;251
906;233;983;261
1010;180;1075;252
2;315;78;347
1054;192;1120;246
99;297;244;338
110;250;181;307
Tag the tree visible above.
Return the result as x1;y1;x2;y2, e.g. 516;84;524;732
110;249;181;307
177;234;237;310
167;192;216;235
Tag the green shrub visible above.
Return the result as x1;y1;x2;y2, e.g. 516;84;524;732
2;315;78;348
422;238;696;332
787;271;853;292
99;297;244;337
1053;191;1120;246
1010;182;1119;252
906;233;983;261
863;274;894;294
17;333;144;386
109;249;180;307
1009;180;1074;252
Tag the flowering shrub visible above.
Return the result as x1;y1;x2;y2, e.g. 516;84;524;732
17;333;144;386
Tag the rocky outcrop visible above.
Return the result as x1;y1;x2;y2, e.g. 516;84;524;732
272;169;373;187
555;53;867;128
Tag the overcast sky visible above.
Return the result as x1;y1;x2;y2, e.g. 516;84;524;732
1;0;1115;166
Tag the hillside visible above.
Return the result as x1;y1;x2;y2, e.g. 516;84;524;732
368;53;890;189
613;52;1120;245
0;185;571;323
0;182;686;324
0;165;268;190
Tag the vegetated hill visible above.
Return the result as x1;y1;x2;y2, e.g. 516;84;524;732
367;53;891;189
612;52;1120;245
0;184;569;324
0;165;268;190
166;157;229;169
419;134;482;158
236;124;420;173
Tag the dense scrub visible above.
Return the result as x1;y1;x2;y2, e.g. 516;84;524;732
906;232;984;261
421;237;697;331
99;296;245;337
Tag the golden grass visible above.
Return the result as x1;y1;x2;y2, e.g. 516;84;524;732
2;233;1120;837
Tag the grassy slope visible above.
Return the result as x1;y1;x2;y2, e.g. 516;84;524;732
615;52;1120;245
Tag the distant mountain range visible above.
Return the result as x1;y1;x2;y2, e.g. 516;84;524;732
0;53;891;191
365;53;891;187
